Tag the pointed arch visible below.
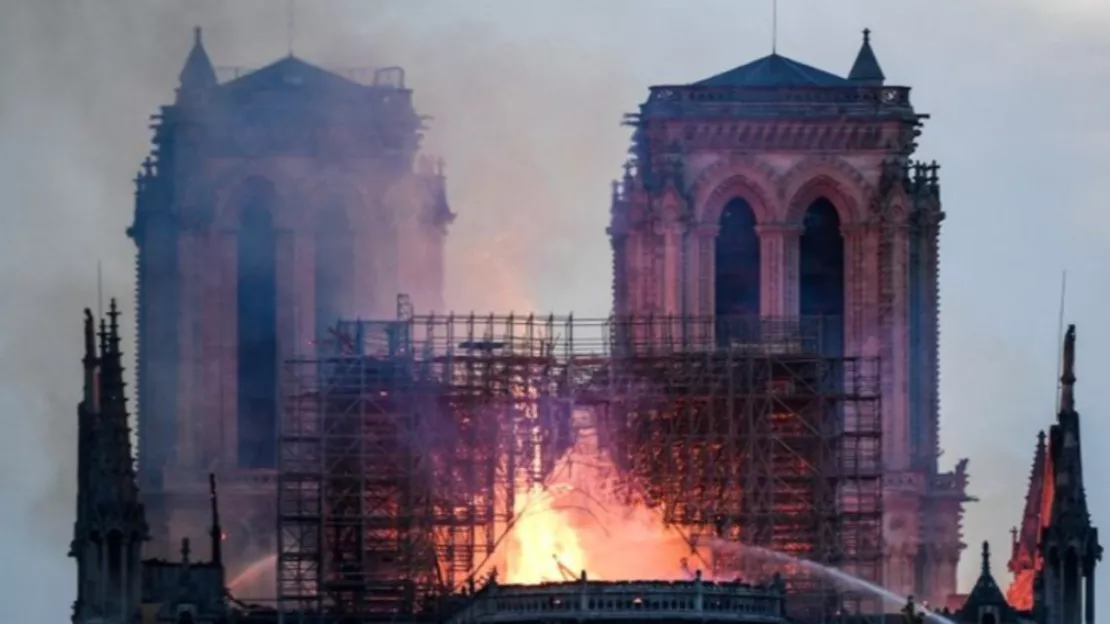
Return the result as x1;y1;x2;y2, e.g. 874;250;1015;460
690;155;779;226
781;156;871;225
207;164;301;230
715;197;761;323
233;176;279;469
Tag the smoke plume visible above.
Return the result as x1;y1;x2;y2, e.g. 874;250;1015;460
4;2;1110;621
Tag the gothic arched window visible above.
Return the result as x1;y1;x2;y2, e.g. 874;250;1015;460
714;197;760;345
235;178;279;469
799;197;844;356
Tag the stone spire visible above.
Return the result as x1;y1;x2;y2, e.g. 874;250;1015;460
1050;325;1087;524
1059;324;1076;414
70;301;148;624
1038;324;1100;624
848;28;885;85
96;299;144;511
1006;431;1048;609
178;26;217;95
1015;432;1047;562
209;473;223;568
957;541;1020;622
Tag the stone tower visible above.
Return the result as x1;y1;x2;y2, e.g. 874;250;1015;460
609;30;968;604
71;303;148;624
128;29;453;572
1007;326;1100;623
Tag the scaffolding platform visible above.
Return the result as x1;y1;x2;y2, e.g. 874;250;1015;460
277;312;882;621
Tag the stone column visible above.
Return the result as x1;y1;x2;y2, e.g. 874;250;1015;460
200;230;223;473
841;223;869;358
661;222;681;317
1086;564;1096;624
754;222;803;317
176;231;200;475
885;220;912;471
120;543;129;618
218;232;239;470
694;225;718;346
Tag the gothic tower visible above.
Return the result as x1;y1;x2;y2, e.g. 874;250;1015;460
609;30;968;604
71;303;148;623
128;28;453;572
1007;326;1100;623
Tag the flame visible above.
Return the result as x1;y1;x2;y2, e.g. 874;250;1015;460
506;483;587;583
500;408;704;584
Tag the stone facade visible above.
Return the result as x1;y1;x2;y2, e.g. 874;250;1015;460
608;33;968;605
127;29;452;576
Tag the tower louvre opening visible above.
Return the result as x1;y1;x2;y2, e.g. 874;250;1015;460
799;198;844;357
714;197;761;346
236;178;279;470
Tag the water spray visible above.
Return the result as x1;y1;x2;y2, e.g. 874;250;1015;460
711;541;957;624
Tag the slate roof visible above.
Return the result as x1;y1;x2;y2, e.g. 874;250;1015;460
694;29;886;89
179;27;218;90
848;29;885;84
695;53;852;88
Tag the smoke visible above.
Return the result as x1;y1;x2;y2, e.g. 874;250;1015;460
5;1;1110;621
0;2;635;618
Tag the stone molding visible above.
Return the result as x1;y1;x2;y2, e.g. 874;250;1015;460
689;154;780;225
780;155;873;224
652;119;913;154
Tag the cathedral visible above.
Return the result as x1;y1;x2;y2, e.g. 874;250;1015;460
67;25;1098;624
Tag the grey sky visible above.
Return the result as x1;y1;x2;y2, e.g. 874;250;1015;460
2;0;1108;619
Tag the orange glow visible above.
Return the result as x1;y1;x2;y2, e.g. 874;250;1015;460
500;408;705;584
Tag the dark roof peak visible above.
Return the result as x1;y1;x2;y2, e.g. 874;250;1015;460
848;27;885;85
957;540;1019;620
695;52;850;88
223;55;365;94
179;25;217;91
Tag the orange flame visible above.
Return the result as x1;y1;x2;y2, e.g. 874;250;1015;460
500;408;705;583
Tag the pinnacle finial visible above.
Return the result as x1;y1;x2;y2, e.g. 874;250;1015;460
981;541;991;576
107;298;121;356
209;473;223;566
849;26;884;84
194;26;203;46
1060;324;1076;413
83;308;96;364
98;318;109;359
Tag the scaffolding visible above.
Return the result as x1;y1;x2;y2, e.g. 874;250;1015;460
277;311;882;621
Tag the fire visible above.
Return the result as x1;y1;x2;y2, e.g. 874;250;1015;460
506;483;587;583
500;408;704;584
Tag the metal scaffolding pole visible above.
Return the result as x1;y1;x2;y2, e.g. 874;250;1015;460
277;311;883;621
